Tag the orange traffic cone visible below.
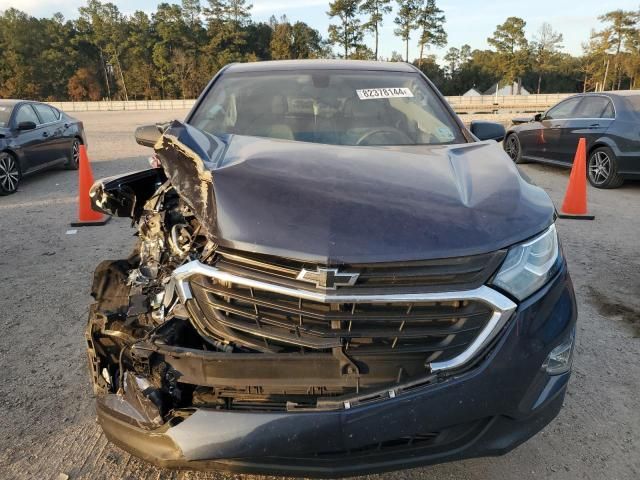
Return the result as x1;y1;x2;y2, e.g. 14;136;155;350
558;138;595;220
71;145;110;227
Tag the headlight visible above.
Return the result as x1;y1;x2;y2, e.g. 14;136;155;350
492;224;560;300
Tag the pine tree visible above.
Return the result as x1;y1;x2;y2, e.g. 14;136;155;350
487;16;529;93
359;0;392;59
327;0;363;58
270;15;293;60
597;10;637;89
416;0;447;67
531;23;563;94
394;0;421;62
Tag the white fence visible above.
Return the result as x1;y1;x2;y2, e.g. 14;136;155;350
446;93;572;114
50;99;197;112
50;94;572;114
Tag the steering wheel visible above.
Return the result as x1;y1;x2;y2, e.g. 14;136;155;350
356;127;413;146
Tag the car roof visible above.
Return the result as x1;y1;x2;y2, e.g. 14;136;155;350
224;60;417;74
572;91;640;98
599;90;640;97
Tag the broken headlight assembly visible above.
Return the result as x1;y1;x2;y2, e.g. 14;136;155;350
491;224;561;301
542;326;575;375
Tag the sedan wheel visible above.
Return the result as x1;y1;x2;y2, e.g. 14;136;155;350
0;153;19;195
504;134;523;163
66;139;81;170
588;147;624;189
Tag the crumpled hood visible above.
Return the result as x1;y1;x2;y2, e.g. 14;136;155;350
156;122;555;264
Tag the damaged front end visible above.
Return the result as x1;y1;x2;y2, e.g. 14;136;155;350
86;122;575;476
87;125;219;425
86;163;217;427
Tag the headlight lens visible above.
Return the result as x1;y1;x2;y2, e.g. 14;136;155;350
492;224;560;300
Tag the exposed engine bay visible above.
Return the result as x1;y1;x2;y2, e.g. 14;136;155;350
85;121;519;430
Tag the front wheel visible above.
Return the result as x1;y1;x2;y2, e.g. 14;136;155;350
65;139;81;170
504;134;524;163
0;152;20;195
588;146;624;189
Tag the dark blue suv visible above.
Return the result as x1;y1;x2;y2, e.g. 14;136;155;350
86;60;577;477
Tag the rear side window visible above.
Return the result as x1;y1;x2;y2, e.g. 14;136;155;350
33;104;58;124
574;97;614;119
545;97;581;120
14;105;40;125
50;107;62;120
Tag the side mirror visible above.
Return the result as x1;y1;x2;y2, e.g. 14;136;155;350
470;121;506;142
534;113;543;122
17;121;36;131
135;124;164;147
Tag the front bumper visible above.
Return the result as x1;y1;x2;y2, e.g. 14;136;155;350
95;266;576;477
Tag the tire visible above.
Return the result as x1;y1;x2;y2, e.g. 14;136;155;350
504;133;525;164
0;152;20;196
65;138;81;170
587;146;624;189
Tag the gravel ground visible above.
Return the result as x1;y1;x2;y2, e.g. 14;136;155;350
0;110;638;480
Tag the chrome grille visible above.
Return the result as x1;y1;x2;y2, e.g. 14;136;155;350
173;260;516;378
190;275;492;362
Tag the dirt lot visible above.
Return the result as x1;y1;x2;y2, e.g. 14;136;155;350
0;110;638;480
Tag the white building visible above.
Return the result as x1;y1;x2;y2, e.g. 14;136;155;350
483;82;531;96
462;88;482;97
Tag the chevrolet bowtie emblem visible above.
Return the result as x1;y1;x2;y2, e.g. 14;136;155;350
296;267;360;290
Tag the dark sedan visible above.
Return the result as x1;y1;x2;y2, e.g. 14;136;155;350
504;91;640;188
0;100;87;195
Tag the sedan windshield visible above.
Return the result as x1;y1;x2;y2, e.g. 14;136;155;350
0;105;13;128
189;69;465;146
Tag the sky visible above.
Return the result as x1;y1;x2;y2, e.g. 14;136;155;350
1;0;638;62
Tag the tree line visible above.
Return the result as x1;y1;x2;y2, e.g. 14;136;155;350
0;0;637;101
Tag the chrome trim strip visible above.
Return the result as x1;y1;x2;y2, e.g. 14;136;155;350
171;260;517;373
430;310;504;372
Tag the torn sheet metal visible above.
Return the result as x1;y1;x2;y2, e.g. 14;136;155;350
153;121;224;233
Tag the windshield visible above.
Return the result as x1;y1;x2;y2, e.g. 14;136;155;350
189;70;465;146
0;105;13;128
